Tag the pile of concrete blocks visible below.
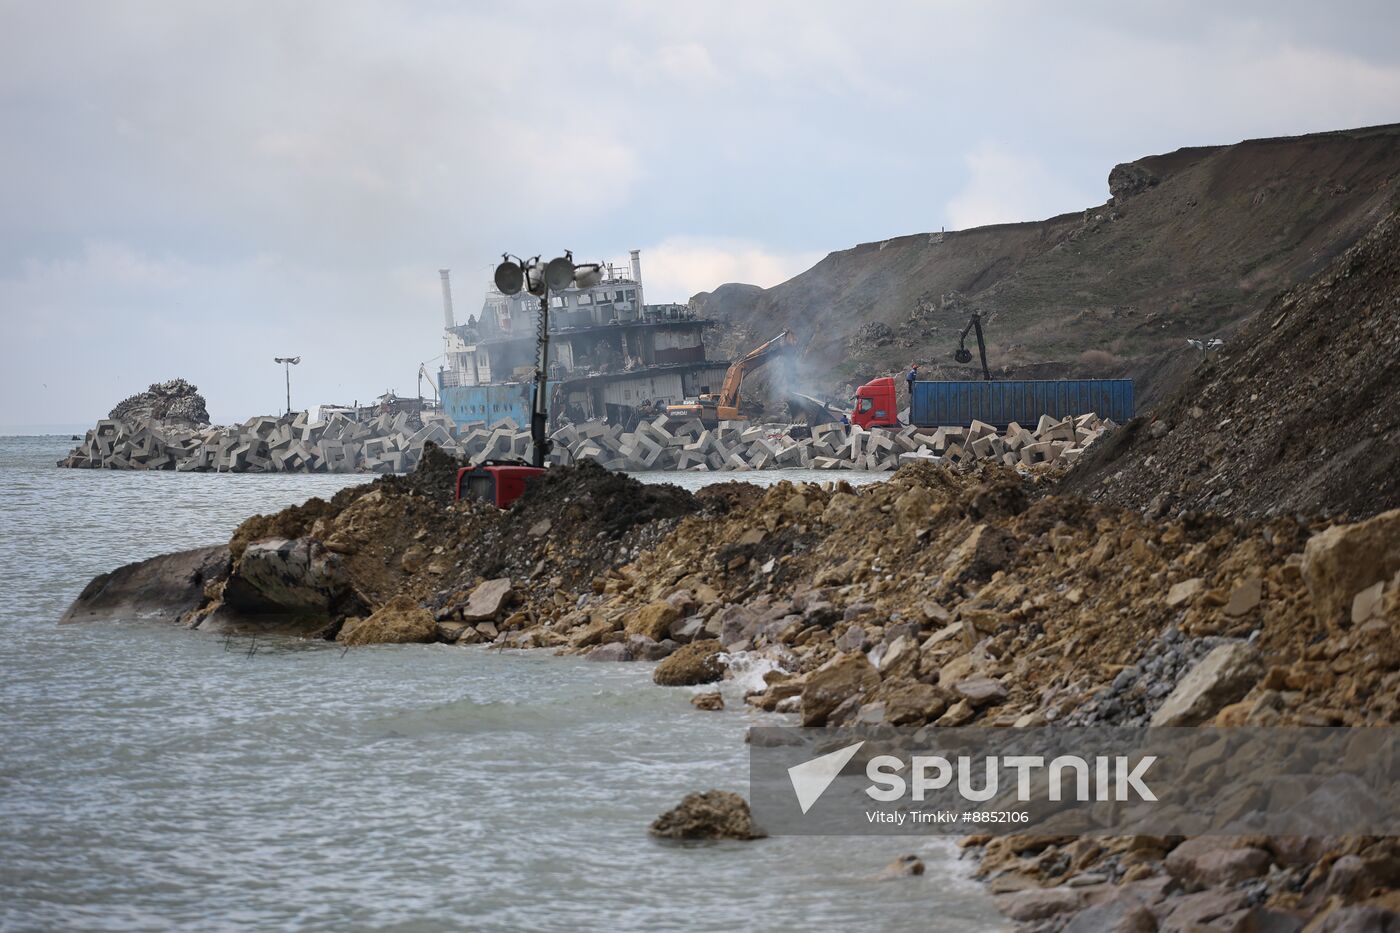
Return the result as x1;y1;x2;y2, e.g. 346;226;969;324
536;411;1115;473
60;409;1115;475
892;413;1114;469
58;410;469;473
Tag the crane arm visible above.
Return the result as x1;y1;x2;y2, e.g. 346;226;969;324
717;331;797;408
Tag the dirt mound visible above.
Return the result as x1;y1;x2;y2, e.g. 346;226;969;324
693;481;766;514
507;460;699;540
1063;200;1400;520
108;378;210;426
692;123;1400;408
211;458;705;639
378;442;471;506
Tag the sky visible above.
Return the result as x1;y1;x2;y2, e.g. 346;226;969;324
3;1;1399;428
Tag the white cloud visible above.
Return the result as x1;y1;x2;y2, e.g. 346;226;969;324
635;237;823;302
945;143;1097;230
608;41;724;90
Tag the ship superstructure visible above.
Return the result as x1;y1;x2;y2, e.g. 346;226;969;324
438;250;729;427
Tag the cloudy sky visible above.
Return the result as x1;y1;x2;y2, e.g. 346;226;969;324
3;1;1398;429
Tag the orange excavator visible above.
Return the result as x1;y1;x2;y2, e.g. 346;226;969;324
666;330;797;427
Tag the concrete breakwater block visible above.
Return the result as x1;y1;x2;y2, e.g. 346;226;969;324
58;408;1115;475
537;412;1113;474
57;410;468;474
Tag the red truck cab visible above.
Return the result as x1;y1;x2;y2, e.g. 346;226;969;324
851;377;899;429
455;464;545;508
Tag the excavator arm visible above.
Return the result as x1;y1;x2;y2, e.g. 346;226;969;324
955;313;992;381
717;331;798;412
665;330;798;426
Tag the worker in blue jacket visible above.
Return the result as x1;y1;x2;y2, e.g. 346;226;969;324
905;363;919;395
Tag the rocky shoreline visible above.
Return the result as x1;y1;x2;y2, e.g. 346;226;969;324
62;445;1400;931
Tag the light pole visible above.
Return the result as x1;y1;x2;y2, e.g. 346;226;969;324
273;356;301;415
491;252;602;468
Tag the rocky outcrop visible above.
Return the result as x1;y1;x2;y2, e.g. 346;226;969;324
1107;161;1159;200
61;545;228;625
109;378;209;427
649;790;765;840
223;537;350;614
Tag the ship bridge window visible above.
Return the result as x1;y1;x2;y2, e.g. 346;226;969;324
577;292;593;305
551;296;566;308
625;289;636;300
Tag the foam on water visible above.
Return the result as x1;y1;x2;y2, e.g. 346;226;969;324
719;649;792;695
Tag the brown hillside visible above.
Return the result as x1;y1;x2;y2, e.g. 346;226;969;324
1060;198;1400;521
692;124;1400;408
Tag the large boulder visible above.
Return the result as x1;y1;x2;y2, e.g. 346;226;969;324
653;639;724;686
649;790;765;840
1150;641;1262;726
1302;508;1400;624
337;595;437;646
460;578;513;622
625;601;682;641
222;537;349;615
61;545;229;625
1107;161;1159;200
800;651;880;726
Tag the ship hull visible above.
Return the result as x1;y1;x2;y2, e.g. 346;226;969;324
440;382;536;429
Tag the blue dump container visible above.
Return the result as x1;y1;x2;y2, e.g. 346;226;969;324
910;379;1134;429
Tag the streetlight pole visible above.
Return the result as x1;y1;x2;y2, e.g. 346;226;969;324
273;356;301;416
